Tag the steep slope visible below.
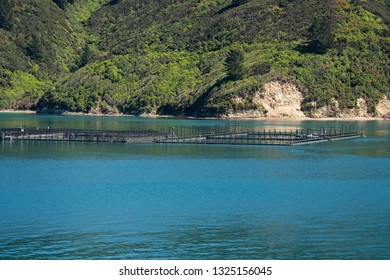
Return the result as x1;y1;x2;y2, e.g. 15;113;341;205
0;0;105;109
1;0;389;118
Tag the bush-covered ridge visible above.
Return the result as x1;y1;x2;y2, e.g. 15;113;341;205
1;0;389;118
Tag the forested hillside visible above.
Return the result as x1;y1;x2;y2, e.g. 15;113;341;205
1;0;389;118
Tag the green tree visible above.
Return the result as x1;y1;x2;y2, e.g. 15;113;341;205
52;0;75;9
0;0;14;31
79;43;93;68
224;48;245;81
27;36;44;61
306;17;335;54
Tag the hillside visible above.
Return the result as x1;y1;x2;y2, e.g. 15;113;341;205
1;0;389;118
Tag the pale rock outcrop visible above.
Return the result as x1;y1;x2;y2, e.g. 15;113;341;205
376;95;390;119
228;79;390;119
228;80;306;119
337;98;370;118
313;96;390;119
310;99;338;118
259;81;306;118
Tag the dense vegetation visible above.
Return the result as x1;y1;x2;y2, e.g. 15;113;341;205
1;0;389;117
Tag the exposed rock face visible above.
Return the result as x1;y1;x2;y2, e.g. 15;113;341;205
228;80;306;119
259;81;306;118
228;80;390;119
337;98;370;118
312;97;390;119
376;96;390;119
310;99;338;118
314;97;371;118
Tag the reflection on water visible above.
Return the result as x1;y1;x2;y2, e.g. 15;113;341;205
0;114;390;259
0;113;387;133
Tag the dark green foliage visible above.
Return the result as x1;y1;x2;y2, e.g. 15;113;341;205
27;36;43;61
107;0;123;5
224;48;245;81
53;0;67;9
1;0;389;117
0;0;13;31
278;2;288;8
0;0;85;109
306;17;335;54
216;0;248;14
79;43;93;68
252;62;271;76
232;0;248;6
52;0;75;9
357;0;390;25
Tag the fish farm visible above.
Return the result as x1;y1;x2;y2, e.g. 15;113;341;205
1;125;363;146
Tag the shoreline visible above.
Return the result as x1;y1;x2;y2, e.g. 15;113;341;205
0;109;387;121
0;109;37;114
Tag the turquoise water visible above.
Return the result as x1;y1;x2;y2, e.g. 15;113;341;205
1;113;390;259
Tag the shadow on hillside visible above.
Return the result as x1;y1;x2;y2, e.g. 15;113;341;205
106;0;122;6
186;77;229;116
295;44;311;54
295;42;328;55
214;1;247;16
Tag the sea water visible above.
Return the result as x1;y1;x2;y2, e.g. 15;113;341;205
0;113;389;259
